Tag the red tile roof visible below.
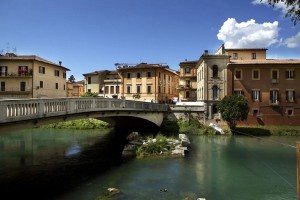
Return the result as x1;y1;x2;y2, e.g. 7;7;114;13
228;59;300;65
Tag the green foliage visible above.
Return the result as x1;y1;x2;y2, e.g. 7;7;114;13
136;134;175;158
81;92;99;97
217;95;249;130
177;118;203;134
68;75;76;83
41;118;111;129
160;120;180;133
267;0;299;25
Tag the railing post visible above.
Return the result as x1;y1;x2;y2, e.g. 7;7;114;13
297;142;300;200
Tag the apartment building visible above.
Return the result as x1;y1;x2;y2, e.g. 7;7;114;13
0;53;69;99
117;63;179;103
196;49;230;119
227;58;300;126
83;70;121;98
178;60;198;102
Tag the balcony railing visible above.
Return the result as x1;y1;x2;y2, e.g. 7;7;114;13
271;78;279;84
1;72;32;77
269;100;280;105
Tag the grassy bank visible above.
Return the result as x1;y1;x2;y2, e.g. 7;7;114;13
40;118;111;129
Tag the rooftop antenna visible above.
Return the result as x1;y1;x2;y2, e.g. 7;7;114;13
6;42;10;53
13;47;17;54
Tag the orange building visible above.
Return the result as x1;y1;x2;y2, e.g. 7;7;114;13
117;63;179;103
226;48;300;125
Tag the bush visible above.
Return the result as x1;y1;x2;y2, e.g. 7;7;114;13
41;118;111;129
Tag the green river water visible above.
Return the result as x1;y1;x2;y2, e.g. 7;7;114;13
0;128;298;200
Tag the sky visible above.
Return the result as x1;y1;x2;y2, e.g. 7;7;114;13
1;0;300;81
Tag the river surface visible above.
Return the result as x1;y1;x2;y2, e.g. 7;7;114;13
0;128;298;200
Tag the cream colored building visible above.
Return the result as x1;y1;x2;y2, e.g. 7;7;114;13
117;63;179;103
196;48;230;119
83;70;121;98
0;53;70;99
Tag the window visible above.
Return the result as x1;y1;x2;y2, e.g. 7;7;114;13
147;85;152;93
185;67;191;74
88;89;91;93
20;82;26;91
233;53;238;59
0;66;7;76
137;72;141;78
234;69;242;80
54;70;60;77
136;85;141;93
64;84;66;90
147;71;151;78
63;72;66;78
158;72;161;78
40;81;44;88
253;109;259;116
127;85;131;93
39;66;45;74
127;73;131;79
186;91;190;98
55;83;58;89
186;80;190;87
87;77;91;84
212;85;219;100
212;65;218;78
286;108;294;116
18;66;28;75
116;86;120;94
252;53;256;59
234;90;243;96
0;82;5;91
105;86;109;94
252;69;260;80
252;90;261;101
271;69;279;83
110;86;114;94
286;90;295;102
286;69;295;79
270;90;279;104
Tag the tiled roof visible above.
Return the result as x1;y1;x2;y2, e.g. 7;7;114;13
225;48;268;51
0;54;70;71
228;59;300;65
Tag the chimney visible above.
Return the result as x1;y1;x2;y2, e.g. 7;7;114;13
204;50;208;55
59;61;62;66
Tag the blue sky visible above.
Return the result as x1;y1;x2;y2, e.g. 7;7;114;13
1;0;300;81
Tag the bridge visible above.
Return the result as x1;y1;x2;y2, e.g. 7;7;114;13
0;98;169;132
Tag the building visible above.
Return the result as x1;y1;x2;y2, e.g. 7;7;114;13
178;60;198;102
196;47;230;119
0;53;70;99
67;80;85;97
83;70;121;98
117;63;179;103
227;53;300;126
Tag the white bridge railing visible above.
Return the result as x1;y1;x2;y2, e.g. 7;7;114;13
0;98;168;123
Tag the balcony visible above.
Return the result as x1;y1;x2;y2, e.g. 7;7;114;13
1;72;32;78
177;85;195;90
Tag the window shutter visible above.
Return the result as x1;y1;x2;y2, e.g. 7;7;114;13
286;91;289;101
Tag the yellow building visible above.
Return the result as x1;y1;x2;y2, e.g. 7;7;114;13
178;60;198;102
117;63;179;103
67;80;85;97
0;53;70;99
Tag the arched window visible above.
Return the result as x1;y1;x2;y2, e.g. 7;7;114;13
212;65;218;78
212;85;218;100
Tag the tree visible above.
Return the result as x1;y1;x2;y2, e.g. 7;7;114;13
267;0;300;25
68;75;76;83
216;95;249;129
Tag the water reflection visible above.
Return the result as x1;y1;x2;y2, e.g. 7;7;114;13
0;128;128;199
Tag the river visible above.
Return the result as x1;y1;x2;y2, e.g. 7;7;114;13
0;128;298;200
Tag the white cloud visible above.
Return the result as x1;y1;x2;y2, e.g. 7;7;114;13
284;32;300;48
217;18;279;48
